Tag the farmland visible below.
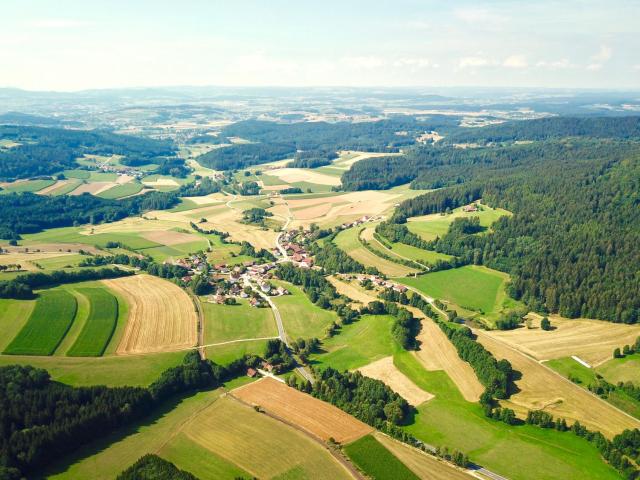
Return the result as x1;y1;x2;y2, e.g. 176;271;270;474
233;378;373;443
597;354;640;384
103;274;197;354
4;290;78;355
201;298;278;344
66;287;119;356
344;434;419;480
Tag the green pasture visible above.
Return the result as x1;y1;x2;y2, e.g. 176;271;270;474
201;297;278;344
67;287;119;356
344;435;418;480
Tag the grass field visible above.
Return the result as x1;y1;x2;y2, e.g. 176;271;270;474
97;182;143;199
20;226;163;251
202;298;277;344
4;290;78;355
358;356;433;406
375;433;474;480
394;351;622;480
0;178;55;194
334;227;418;277
66;287;119;356
344;434;419;480
597;354;640;384
398;265;519;325
0;298;35;351
311;314;399;371
0;350;186;387
406;204;511;242
233;378;373;444
205;339;269;366
384;240;453;264
271;281;340;340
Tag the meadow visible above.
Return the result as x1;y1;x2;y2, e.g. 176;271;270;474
201;298;278;344
4;290;78;355
0;178;55;194
597;354;640;384
344;434;419;480
66;287;119;356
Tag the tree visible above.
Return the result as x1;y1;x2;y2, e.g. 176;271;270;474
540;317;552;331
614;347;623;359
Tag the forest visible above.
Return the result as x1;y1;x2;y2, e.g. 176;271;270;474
343;117;640;323
196;142;296;170
0;125;178;180
288;149;338;168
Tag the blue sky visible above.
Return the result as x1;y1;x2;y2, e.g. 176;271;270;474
1;0;638;91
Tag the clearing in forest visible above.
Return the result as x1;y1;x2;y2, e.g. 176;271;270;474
183;395;354;479
413;316;484;402
232;377;373;444
357;356;434;406
476;331;640;438
103;274;197;354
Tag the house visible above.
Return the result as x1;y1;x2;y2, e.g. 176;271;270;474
292;253;303;262
260;282;271;293
276;286;289;296
300;257;314;268
243;260;255;267
463;204;478;212
181;275;192;283
246;368;257;378
393;284;408;293
261;361;274;372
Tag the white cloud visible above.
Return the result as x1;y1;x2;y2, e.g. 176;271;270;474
342;56;386;69
26;19;91;29
458;56;491;68
586;45;612;71
503;55;528;69
536;59;573;69
453;7;507;25
393;57;433;68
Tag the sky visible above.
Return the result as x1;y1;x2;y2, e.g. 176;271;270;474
1;0;639;91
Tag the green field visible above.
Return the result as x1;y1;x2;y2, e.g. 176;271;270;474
63;169;91;180
383;240;453;263
407;204;511;241
20;226;162;251
0;350;186;387
202;297;277;344
67;288;119;356
97;182;143;199
205;339;269;366
397;265;520;324
49;179;83;196
271;281;340;339
546;357;597;386
597;354;640;384
311;314;399;371
141;238;209;262
0;178;55;193
31;254;86;270
344;435;418;480
394;352;620;480
4;290;78;355
0;298;36;352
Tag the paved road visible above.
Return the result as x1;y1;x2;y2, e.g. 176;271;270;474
275;193;293;260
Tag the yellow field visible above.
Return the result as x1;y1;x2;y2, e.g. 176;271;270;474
103;274;197;354
374;433;475;480
486;314;640;367
267;167;341;186
0;251;77;271
413;316;484;402
233;378;372;444
332;151;402;170
327;275;379;306
476;331;640;438
142;230;202;246
184;395;354;479
69;182;116;195
358;357;434;406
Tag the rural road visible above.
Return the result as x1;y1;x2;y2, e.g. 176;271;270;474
187;289;206;360
275;193;293;260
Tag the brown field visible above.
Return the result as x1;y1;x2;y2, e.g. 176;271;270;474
103;274;197;354
268;167;341;186
232;377;373;443
358;356;434;406
142;230;202;246
79;217;181;235
183;193;226;205
327;275;379;306
476;331;640;438
142;178;179;187
0;251;77;271
486;314;640;367
183;395;353;479
115;174;134;184
7;243;102;254
413;317;484;401
375;433;474;480
35;180;72;195
69;182;116;195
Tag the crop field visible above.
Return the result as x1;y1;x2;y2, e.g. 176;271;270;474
413;316;484;402
202;298;277;344
357;356;434;406
182;396;353;479
334;227;418;277
103;274;197;354
205;339;269;366
263;167;342;186
233;377;373;443
0;178;56;194
0;251;80;272
66;288;119;356
0;298;35;352
46;179;84;196
394;351;621;480
311;314;399;371
398;265;518;324
69;181;118;196
476;331;640;438
271;281;340;339
597;354;640;384
375;433;474;480
344;434;419;480
4;290;78;356
406;204;511;242
327;275;379;306
486;314;640;367
97;181;143;199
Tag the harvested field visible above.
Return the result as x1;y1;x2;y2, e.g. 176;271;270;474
333;151;401;170
267;167;341;186
142;178;179;187
4;243;102;255
358;356;434;406
184;395;353;479
103;274;197;354
69;182;116;196
232;377;372;444
142;230;202;246
476;331;640;438
36;180;74;195
183;193;225;205
414;317;484;402
375;433;474;480
115;174;134;184
0;251;77;271
486;315;640;367
327;275;379;306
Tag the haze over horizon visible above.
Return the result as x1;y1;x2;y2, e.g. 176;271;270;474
2;0;639;92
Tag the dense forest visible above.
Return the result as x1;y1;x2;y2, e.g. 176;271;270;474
343;117;640;323
288;149;338;168
0;125;178;180
0;191;179;240
196;142;296;170
117;455;198;480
